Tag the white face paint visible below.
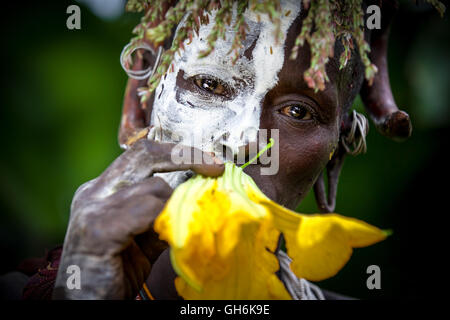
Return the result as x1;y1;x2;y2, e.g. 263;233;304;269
150;0;300;187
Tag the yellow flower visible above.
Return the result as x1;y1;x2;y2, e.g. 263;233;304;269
154;162;388;300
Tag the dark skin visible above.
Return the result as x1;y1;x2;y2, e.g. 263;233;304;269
249;15;341;209
147;14;346;300
54;3;410;300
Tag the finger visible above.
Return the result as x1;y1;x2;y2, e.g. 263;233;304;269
112;176;173;202
105;178;170;263
87;193;165;257
130;139;225;177
148;141;225;177
106;177;171;241
74;178;170;257
94;140;224;198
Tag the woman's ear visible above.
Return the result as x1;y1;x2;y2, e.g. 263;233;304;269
313;144;346;213
118;51;152;149
360;0;412;141
118;1;175;148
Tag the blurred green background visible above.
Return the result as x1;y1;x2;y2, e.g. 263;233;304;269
0;0;448;299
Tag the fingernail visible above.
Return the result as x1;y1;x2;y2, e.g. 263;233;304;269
213;156;224;165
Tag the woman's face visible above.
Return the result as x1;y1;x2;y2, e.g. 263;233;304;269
150;0;342;209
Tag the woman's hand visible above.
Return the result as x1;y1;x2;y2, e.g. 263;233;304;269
52;139;224;299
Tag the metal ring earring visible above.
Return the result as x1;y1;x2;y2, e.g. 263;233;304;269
341;110;369;156
120;42;164;80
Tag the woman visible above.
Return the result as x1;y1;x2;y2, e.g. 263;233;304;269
23;0;415;300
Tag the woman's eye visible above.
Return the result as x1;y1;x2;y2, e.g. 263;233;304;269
194;77;228;96
279;104;313;120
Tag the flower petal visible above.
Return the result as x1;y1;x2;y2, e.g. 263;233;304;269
262;200;387;281
155;162;387;298
174;218;291;300
155;163;290;299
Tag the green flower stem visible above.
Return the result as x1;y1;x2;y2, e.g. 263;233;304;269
241;138;274;169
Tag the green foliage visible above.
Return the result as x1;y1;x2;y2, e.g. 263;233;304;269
124;0;445;99
427;0;446;17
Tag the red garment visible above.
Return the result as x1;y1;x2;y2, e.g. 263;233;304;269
18;246;146;300
18;245;62;300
